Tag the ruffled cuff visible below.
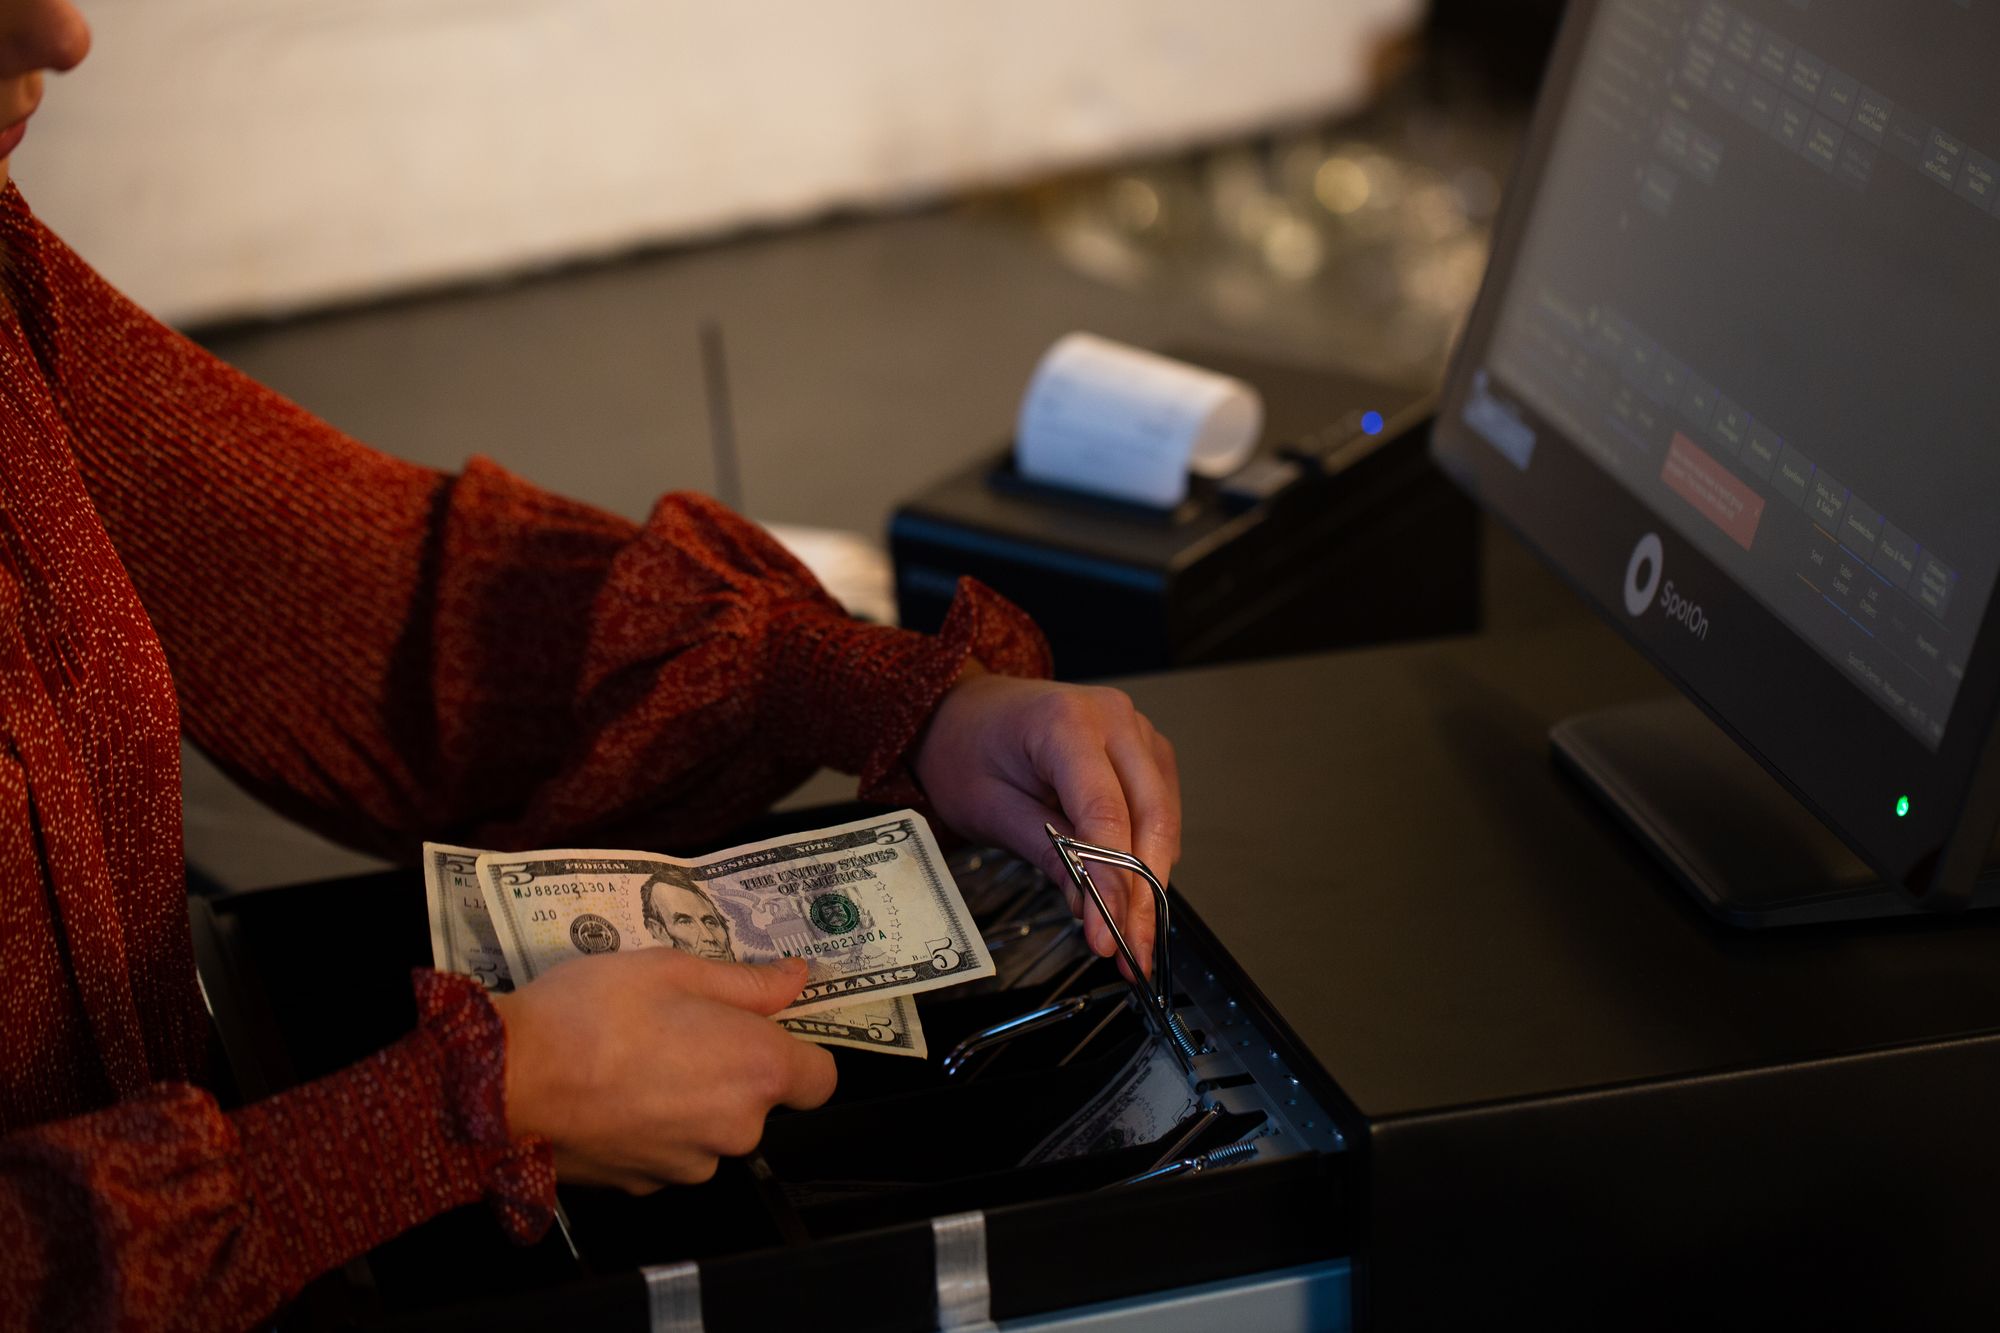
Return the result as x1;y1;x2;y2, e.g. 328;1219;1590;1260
854;577;1054;807
759;575;1050;803
412;969;558;1243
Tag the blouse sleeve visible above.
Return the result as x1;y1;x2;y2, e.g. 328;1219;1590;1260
0;972;553;1333
13;196;1051;859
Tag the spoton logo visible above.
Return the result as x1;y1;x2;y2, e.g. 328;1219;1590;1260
1661;580;1710;640
1624;533;1663;616
1623;532;1710;640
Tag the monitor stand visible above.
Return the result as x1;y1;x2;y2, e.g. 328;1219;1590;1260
1551;696;2000;928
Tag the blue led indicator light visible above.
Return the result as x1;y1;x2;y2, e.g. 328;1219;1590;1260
1360;410;1385;436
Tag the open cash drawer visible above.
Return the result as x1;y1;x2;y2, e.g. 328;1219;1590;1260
191;825;1362;1331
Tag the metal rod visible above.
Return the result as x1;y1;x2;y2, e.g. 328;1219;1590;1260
984;907;1076;951
698;319;743;512
1055;989;1136;1068
1006;919;1082;988
984;873;1054;932
1107;1141;1260;1189
1037;952;1100;1009
1145;1103;1224;1172
940;982;1129;1078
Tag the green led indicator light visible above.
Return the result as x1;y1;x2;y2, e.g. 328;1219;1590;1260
1895;795;1912;818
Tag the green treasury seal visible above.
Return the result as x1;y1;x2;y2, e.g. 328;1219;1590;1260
569;913;621;954
808;893;860;935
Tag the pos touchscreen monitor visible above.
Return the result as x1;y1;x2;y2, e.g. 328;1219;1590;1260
1432;0;2000;924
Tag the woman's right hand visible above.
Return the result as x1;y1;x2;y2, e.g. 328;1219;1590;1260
488;949;837;1193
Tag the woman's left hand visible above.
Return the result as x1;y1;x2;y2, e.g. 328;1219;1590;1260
911;666;1182;975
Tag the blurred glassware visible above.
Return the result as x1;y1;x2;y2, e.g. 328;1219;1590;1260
996;81;1522;390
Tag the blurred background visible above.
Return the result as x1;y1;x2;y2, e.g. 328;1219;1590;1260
36;0;1550;325
24;0;1566;887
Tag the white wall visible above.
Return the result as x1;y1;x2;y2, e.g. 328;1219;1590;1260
27;0;1417;326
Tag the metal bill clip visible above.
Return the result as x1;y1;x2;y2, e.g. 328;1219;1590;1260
1043;824;1203;1074
940;982;1131;1078
1109;1141;1260;1189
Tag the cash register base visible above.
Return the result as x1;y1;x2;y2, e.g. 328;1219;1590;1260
192;843;1358;1333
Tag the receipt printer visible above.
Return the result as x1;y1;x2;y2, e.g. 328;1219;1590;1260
889;348;1480;679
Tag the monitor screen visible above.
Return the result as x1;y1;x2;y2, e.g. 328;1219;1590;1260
1433;0;2000;894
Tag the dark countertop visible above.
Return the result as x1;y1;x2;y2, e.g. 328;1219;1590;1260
1124;620;2000;1120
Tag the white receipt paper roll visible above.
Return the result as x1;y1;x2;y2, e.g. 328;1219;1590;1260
1014;333;1264;509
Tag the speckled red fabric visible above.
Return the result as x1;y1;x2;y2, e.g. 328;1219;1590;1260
0;178;1050;1333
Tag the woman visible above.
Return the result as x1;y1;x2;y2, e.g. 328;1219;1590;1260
0;3;1182;1328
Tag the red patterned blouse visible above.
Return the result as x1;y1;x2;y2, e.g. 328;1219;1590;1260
0;181;1049;1332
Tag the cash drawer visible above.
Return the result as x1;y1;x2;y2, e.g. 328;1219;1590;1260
192;831;1362;1332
